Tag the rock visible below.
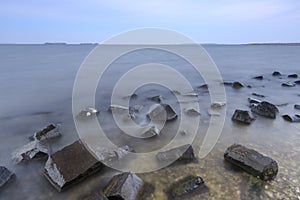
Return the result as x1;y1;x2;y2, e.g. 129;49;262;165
147;95;163;103
252;93;265;98
248;97;261;104
294;104;300;110
140;126;160;138
44;140;104;191
129;105;143;113
77;107;99;118
184;108;201;116
232;109;255;125
29;124;61;141
147;104;177;122
0;166;14;188
294;80;300;85
232;81;244;88
82;193;108;200
207;110;221;116
12;140;48;163
253;75;263;80
103;172;144;200
198;84;208;89
168;175;207;199
288;74;298;78
211;101;226;109
93;145;134;164
156;144;195;162
224;144;278;180
282;82;296;87
223;81;233;86
250;101;279;119
282;114;300;122
272;71;281;76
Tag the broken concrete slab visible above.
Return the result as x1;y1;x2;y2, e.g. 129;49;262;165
156;144;195;162
232;109;255;125
44;140;103;192
224;144;278;181
168;175;207;199
140;126;160;138
29;124;61;141
0;166;14;188
250;101;279;119
103;172;144;200
282;114;300;122
12;140;48;163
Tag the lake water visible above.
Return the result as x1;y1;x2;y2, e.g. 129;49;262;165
0;44;299;199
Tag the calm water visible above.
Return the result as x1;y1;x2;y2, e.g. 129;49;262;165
0;44;299;199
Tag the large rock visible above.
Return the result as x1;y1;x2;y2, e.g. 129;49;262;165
156;144;195;162
282;114;300;122
44;140;103;191
103;172;144;200
168;175;207;199
224;144;278;181
29;124;61;141
232;109;255;125
12;140;48;163
250;101;279;119
0;166;14;188
147;104;177;122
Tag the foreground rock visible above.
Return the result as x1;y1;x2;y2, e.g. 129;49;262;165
140;126;160;138
282;114;300;122
250;101;279;119
168;175;207;199
0;166;14;188
248;97;261;104
156;144;195;162
12;140;48;163
224;144;278;181
147;104;177;122
103;172;144;200
44;140;103;191
232;109;255;125
29;124;61;141
252;93;265;98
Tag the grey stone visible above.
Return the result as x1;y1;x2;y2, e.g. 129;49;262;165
0;166;14;188
232;81;244;88
282;114;300;122
288;73;298;78
156;144;195;162
29;124;61;141
147;95;163;103
272;71;281;76
232;109;255;125
12;140;48;163
250;101;278;119
294;104;300;110
282;82;296;87
147;104;177;122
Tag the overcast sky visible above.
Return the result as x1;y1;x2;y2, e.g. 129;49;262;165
1;0;300;44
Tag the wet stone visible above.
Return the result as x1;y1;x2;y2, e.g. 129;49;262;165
253;75;263;80
282;82;296;87
294;80;300;84
252;93;265;98
248;97;261;104
147;104;177;122
29;124;61;141
168;175;207;199
288;73;298;78
232;81;244;88
0;166;14;188
82;193;108;200
272;71;281;76
156;144;195;162
232;109;255;125
184;108;201;116
44;140;104;192
12;140;48;163
282;114;300;122
77;108;99;118
103;172;144;200
294;104;300;110
224;144;278;181
250;101;279;119
147;95;163;103
211;101;226;109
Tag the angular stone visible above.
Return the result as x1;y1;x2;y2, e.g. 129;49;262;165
29;124;61;141
147;95;162;103
272;71;281;76
77;108;99;118
103;173;144;200
253;75;263;80
168;175;207;199
156;144;195;162
0;166;14;188
248;97;261;104
282;82;296;87
250;101;278;119
140;126;160;138
184;108;201;116
44;140;103;191
232;109;255;125
282;114;300;122
294;104;300;110
224;144;278;180
147;104;177;122
12;140;48;163
232;81;244;88
288;73;298;78
198;84;208;89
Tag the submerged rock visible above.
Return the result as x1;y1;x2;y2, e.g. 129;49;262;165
168;175;207;199
147;95;162;103
108;105;129;113
140;126;160;138
82;193;108;200
250;101;279;119
93;145;134;164
272;71;281;76
224;144;278;181
77;107;99;118
294;80;300;85
282;82;296;87
248;97;261;104
12;140;48;163
156;144;195;162
0;166;14;188
252;93;265;98
207;110;221;116
282;114;300;122
232;81;244;88
232;109;255;125
288;73;298;78
253;75;263;80
211;101;226;109
184;108;201;116
29;124;61;141
198;84;208;89
103;172;144;200
44;140;103;191
294;104;300;110
147;104;177;122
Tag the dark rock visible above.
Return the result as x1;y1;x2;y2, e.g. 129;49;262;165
12;140;48;163
168;175;207;199
232;81;244;88
253;76;263;80
44;140;104;191
247;85;252;88
240;176;264;200
94;145;134;164
248;98;261;104
282;114;300;122
0;166;14;188
184;108;201;116
288;73;298;78
272;71;281;76
252;93;265;98
156;144;195;162
224;144;278;181
223;81;233;86
103;172;144;200
232;109;255;125
295;80;300;84
147;104;177;122
147;95;162;103
198;84;208;89
82;193;108;200
250;101;279;119
29;124;61;141
294;104;300;110
282;82;296;87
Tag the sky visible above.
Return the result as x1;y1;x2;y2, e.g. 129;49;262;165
1;0;300;44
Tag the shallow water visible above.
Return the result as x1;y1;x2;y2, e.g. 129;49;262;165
0;44;299;199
